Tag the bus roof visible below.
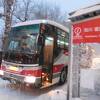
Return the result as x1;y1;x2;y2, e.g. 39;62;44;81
12;19;69;33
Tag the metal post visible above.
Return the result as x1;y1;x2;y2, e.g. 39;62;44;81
67;25;73;100
67;25;81;100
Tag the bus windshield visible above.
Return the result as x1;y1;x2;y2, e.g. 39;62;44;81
6;24;40;53
3;24;40;64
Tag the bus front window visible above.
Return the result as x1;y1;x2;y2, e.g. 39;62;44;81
3;24;40;64
8;34;38;53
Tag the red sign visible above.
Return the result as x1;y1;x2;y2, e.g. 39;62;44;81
73;17;100;43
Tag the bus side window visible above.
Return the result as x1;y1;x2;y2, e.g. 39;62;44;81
57;29;68;54
57;29;63;52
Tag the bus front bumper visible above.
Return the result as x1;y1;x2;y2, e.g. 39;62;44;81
0;70;41;86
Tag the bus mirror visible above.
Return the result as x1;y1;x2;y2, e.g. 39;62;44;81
38;35;43;45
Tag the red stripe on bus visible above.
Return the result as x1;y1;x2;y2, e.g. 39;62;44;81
21;64;64;77
53;64;64;73
20;69;42;77
1;66;6;70
1;64;65;77
1;65;42;77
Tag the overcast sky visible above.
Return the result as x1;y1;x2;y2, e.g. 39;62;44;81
45;0;100;15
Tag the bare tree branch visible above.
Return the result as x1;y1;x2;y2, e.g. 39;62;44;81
0;0;66;27
13;13;25;22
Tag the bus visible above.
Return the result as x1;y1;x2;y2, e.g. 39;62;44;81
0;20;69;88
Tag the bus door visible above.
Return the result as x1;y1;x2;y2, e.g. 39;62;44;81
42;36;54;83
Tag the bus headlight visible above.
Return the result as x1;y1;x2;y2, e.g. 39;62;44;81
0;70;4;76
24;76;36;84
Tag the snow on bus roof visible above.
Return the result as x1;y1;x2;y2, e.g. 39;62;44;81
69;3;100;18
12;19;69;33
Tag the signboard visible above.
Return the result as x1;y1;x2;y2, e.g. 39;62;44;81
73;17;100;43
68;17;100;99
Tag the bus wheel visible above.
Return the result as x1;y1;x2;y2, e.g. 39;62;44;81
59;68;67;85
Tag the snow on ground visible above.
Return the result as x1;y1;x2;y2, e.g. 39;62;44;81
92;58;100;68
0;79;67;100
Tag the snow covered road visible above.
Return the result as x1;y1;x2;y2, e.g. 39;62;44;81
0;79;67;100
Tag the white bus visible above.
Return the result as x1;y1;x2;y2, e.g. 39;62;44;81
0;20;69;88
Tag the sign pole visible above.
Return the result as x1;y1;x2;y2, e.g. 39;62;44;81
67;26;73;100
67;25;81;100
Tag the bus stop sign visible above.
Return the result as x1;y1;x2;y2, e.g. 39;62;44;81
73;17;100;43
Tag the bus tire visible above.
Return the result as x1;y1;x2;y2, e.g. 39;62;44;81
59;68;67;85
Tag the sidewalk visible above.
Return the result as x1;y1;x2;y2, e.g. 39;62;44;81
81;88;100;100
